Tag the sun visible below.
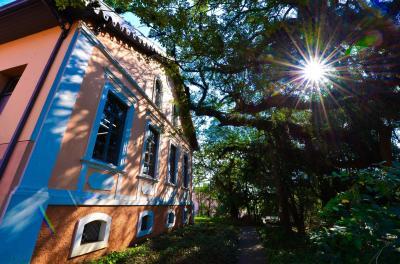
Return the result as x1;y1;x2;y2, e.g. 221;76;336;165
300;57;331;85
301;58;330;83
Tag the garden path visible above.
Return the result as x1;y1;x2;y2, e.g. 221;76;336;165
238;226;267;264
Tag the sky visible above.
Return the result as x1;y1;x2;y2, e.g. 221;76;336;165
0;0;14;6
122;12;151;37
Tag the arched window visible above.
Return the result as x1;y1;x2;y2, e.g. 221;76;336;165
70;213;112;258
153;78;163;108
137;210;154;237
166;209;176;228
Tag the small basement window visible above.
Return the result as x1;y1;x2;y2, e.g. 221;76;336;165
81;220;102;244
137;211;154;237
140;215;150;231
0;65;26;114
70;213;112;258
166;210;175;228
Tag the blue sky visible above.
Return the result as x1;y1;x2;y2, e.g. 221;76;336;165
0;0;14;6
122;12;151;37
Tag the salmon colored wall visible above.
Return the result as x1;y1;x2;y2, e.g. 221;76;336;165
48;30;193;202
31;205;192;264
0;25;78;212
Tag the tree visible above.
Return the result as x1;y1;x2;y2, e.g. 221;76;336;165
57;0;400;231
117;0;400;229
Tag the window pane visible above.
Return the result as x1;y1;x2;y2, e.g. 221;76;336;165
168;145;177;183
143;126;159;178
168;212;175;224
0;77;20;114
172;105;178;126
81;220;102;244
183;155;189;188
92;92;127;166
141;215;149;231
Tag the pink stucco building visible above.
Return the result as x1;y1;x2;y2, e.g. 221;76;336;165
0;1;198;263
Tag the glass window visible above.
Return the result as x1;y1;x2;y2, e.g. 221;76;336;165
168;212;175;224
0;65;25;114
81;220;103;244
172;104;178;126
183;154;189;188
92;92;128;166
141;215;150;231
143;126;159;178
137;211;153;237
154;79;162;108
168;144;177;184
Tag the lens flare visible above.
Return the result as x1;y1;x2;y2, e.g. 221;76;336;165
301;58;329;83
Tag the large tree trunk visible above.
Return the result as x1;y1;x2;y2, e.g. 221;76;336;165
289;194;305;235
271;154;292;232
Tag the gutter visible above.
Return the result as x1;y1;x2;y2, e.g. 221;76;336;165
0;1;71;178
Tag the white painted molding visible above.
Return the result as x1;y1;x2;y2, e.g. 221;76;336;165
70;212;112;258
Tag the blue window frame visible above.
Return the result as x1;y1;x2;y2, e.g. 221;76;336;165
137;210;154;237
92;92;128;166
142;124;160;178
82;82;135;171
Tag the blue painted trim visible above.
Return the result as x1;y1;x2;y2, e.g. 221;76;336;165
88;173;115;191
0;29;94;264
30;29;80;140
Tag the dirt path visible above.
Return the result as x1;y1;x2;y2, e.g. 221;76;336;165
238;226;267;264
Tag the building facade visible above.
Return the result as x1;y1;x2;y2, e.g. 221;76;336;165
0;1;197;263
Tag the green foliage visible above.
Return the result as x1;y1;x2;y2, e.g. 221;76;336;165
311;165;400;263
91;217;239;264
258;225;320;264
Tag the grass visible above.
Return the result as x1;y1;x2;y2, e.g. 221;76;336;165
258;225;320;264
91;216;239;264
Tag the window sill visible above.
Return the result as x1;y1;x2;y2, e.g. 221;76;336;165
81;158;127;175
166;222;175;228
137;174;159;183
70;241;108;258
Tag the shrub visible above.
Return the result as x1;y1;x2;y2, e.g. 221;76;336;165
311;165;400;263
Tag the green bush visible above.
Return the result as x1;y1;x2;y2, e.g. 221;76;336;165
311;165;400;263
